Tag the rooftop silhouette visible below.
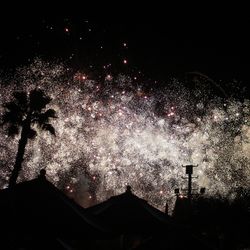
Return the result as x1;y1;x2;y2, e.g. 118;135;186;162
0;170;249;249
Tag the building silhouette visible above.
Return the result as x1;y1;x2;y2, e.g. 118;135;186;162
0;170;249;249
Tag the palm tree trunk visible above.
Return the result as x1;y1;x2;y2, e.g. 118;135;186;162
8;120;30;188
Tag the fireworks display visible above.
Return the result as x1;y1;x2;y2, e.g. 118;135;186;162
0;59;249;211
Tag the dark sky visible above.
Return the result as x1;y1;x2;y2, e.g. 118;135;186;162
0;8;249;93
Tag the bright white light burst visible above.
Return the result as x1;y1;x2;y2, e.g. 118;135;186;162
0;59;249;211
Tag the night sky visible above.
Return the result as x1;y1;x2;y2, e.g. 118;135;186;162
1;10;250;91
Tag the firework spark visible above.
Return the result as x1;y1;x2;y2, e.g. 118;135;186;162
0;59;249;211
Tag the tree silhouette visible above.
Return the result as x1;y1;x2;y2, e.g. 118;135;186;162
1;89;56;188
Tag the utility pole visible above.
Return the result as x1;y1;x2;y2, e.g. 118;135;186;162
174;165;206;200
182;165;198;202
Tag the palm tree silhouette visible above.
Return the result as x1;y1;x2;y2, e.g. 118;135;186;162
1;89;56;188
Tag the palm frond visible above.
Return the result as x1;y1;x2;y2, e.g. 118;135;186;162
29;89;51;112
13;92;28;112
7;125;19;137
2;99;24;125
32;109;57;126
4;102;21;113
43;109;57;118
27;128;37;139
1;111;23;125
41;123;56;135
